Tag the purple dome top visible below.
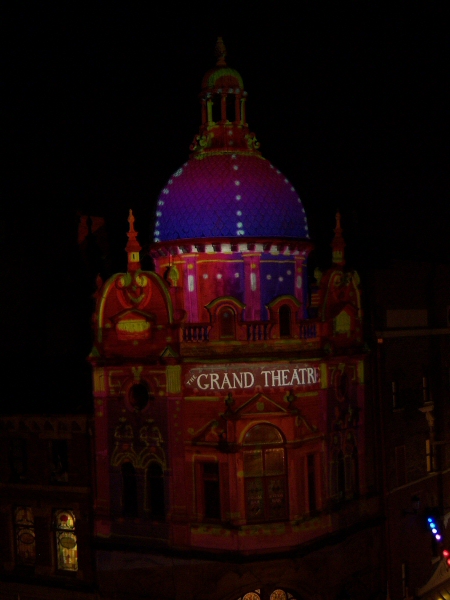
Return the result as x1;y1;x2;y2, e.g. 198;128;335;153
153;154;309;242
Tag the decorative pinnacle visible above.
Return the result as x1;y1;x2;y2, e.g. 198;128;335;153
215;36;227;66
332;210;346;266
125;209;141;266
128;209;137;235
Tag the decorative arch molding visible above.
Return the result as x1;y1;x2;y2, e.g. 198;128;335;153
111;449;138;468
120;375;157;413
140;452;165;470
266;294;302;313
206;296;246;341
267;295;302;339
96;270;175;342
206;296;246;319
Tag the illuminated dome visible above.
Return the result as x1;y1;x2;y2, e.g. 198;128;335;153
154;155;308;241
153;38;309;244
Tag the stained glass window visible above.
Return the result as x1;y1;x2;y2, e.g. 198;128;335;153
270;591;287;600
243;593;260;600
244;424;284;445
14;507;36;566
237;589;295;600
54;510;78;571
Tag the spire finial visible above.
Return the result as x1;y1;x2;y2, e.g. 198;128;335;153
128;209;136;235
126;209;141;271
215;36;227;66
332;210;346;266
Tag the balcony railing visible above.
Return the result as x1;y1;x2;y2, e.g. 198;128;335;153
181;321;318;342
183;324;210;342
299;321;317;339
246;322;270;341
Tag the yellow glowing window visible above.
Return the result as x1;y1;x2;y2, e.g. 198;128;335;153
54;510;78;571
14;506;36;566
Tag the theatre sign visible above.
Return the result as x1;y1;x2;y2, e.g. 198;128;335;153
185;363;321;394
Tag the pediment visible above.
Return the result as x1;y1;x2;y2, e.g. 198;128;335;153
191;417;227;444
232;393;289;417
160;346;179;358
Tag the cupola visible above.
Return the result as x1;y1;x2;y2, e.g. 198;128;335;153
152;39;309;244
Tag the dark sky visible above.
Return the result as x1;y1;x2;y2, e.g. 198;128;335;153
3;4;449;412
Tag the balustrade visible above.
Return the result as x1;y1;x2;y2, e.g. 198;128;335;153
183;324;210;342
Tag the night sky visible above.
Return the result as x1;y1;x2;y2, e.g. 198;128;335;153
3;5;449;413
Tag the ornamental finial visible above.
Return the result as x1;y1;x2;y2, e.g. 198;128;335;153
126;209;141;271
128;209;136;234
332;211;346;266
215;36;227;66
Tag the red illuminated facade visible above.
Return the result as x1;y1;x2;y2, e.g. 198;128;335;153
88;40;381;599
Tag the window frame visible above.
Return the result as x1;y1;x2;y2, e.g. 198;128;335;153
242;424;288;523
14;506;36;567
195;459;222;522
54;509;78;572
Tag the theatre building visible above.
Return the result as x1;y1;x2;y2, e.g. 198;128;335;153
89;40;382;600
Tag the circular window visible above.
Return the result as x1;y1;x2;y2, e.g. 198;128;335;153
129;383;152;411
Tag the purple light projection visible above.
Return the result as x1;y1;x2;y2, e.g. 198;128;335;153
154;154;309;242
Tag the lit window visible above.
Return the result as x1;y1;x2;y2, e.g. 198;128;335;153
243;424;288;522
236;589;297;600
54;510;78;571
14;507;36;566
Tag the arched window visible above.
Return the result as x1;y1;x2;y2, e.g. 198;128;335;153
226;94;236;122
211;94;222;122
279;305;291;337
243;424;288;522
14;507;35;566
218;306;236;339
147;462;165;520
235;588;298;600
54;510;78;571
122;462;138;518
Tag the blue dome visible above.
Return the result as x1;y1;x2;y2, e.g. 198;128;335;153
153;154;309;242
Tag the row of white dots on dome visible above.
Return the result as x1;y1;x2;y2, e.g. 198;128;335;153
153;163;188;242
231;154;246;235
269;163;309;235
